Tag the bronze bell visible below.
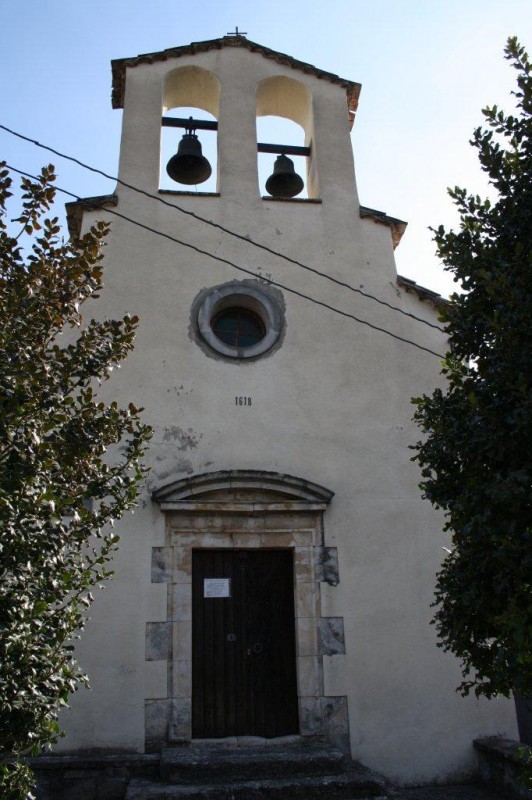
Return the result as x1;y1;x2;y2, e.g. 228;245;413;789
265;154;304;198
166;132;212;185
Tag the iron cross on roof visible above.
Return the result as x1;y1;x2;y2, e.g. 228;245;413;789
226;26;247;36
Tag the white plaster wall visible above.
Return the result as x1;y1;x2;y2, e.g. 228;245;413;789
57;45;518;785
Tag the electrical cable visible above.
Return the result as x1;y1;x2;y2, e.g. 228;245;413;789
0;123;445;332
5;162;445;359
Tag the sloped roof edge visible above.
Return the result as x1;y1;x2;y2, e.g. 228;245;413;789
397;275;450;309
359;205;408;250
111;36;361;127
65;194;118;239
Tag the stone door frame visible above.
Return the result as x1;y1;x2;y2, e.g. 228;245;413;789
147;470;349;751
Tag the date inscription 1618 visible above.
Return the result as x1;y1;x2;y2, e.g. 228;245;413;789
235;396;252;406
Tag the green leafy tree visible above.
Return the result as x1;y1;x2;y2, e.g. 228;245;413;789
0;164;152;798
412;38;532;702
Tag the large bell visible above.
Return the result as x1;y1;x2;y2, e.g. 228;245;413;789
265;154;304;198
166;132;212;185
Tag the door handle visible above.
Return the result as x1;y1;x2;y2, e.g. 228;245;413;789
252;642;263;655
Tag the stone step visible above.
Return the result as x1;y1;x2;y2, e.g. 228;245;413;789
160;742;346;784
126;771;389;799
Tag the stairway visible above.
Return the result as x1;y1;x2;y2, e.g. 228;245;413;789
125;738;391;799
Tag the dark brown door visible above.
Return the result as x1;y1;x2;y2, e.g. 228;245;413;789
192;549;299;738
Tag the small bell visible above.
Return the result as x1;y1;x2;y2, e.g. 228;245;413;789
166;122;212;186
265;154;304;198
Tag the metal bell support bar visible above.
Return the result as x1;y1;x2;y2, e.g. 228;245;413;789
162;116;309;195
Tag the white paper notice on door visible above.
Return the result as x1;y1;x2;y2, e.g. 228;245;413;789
204;578;231;598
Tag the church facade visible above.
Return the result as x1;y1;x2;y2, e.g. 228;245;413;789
62;35;517;786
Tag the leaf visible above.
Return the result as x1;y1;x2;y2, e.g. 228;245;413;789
411;38;532;700
0;164;152;779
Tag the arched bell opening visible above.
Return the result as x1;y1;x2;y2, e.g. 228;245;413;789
256;76;317;199
160;106;218;192
160;66;221;193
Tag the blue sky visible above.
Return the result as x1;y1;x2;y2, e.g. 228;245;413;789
1;0;531;296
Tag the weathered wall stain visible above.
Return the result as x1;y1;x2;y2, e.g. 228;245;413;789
152;458;194;483
145;447;195;491
162;425;202;450
166;384;194;400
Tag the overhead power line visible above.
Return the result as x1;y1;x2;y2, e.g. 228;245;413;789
5;162;445;360
0;123;445;333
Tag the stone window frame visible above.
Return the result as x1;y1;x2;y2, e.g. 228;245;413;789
147;470;349;752
194;282;285;360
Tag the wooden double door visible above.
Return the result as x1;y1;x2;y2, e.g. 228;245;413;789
192;549;299;738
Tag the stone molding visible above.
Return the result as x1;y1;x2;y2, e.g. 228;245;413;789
195;282;285;361
146;470;348;751
152;469;335;507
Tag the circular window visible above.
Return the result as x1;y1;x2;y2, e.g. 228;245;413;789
195;282;284;360
211;308;266;348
